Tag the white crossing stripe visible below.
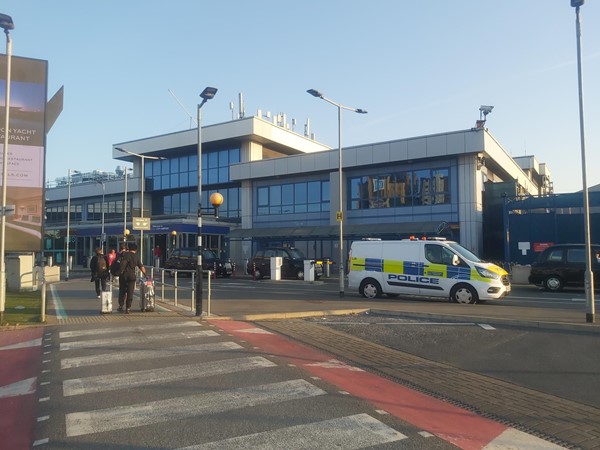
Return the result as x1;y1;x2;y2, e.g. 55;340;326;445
478;323;496;330
59;321;202;339
60;330;219;351
65;379;326;437
63;356;276;396
0;338;42;351
0;377;37;399
179;413;407;449
61;341;242;369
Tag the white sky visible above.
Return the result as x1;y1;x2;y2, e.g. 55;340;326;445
2;0;599;193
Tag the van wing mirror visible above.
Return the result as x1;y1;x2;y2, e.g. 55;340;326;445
452;255;460;266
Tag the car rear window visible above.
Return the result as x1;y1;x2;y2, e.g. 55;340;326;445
546;248;564;262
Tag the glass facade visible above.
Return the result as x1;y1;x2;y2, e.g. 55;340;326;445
146;147;241;217
349;168;450;209
257;180;330;215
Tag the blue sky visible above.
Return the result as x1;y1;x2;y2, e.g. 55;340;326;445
2;0;599;193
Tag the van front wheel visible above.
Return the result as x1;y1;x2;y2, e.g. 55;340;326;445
450;284;478;304
360;279;382;299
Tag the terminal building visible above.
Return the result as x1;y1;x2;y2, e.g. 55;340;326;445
44;113;552;270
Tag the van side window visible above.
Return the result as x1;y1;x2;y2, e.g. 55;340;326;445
425;244;443;264
264;250;275;258
566;248;585;264
441;247;458;266
546;249;564;262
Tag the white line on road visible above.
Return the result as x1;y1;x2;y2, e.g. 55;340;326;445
0;338;42;351
59;330;219;351
59;321;202;339
65;379;326;437
63;356;276;396
178;413;407;450
0;377;37;399
61;341;242;369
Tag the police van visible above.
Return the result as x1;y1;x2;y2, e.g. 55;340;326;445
348;237;510;304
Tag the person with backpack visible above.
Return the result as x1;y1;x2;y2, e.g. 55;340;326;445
90;247;110;298
117;242;147;313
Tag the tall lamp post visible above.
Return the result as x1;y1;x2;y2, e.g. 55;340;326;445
123;167;131;244
571;0;595;323
95;179;106;253
196;86;218;317
115;147;165;265
65;169;80;281
0;13;14;321
307;89;367;297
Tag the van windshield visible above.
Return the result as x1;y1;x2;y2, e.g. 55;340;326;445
447;242;481;262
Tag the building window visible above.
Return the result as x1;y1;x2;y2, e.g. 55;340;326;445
349;168;450;210
257;180;330;215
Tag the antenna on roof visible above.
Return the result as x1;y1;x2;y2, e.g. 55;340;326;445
168;89;198;128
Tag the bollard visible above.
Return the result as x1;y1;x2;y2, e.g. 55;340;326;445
252;262;257;281
232;262;236;278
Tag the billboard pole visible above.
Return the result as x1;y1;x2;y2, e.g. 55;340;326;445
0;14;14;322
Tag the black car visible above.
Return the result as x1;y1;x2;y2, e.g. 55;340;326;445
164;248;232;278
528;243;600;291
247;247;323;280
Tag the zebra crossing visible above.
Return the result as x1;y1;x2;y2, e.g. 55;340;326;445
32;318;439;449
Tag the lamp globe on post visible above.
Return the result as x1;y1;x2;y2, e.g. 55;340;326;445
210;192;224;219
170;230;177;256
196;86;218;317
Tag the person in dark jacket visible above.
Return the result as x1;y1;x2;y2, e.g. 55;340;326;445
117;242;147;313
90;247;110;298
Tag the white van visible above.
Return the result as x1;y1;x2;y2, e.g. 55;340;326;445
348;238;510;304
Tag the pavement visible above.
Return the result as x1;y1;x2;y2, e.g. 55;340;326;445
23;269;600;448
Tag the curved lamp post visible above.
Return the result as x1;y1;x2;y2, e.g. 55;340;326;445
196;86;218;317
571;0;595;323
0;13;14;322
115;147;165;265
307;89;367;297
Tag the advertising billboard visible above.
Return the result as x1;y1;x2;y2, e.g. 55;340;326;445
0;55;48;252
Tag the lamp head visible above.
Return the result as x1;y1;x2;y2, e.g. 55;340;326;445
0;14;14;31
200;87;218;101
307;89;324;98
356;108;368;114
571;0;584;7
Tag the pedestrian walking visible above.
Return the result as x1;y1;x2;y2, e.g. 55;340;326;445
90;247;110;298
117;242;147;313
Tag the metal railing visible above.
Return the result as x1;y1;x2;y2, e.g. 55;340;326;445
147;267;212;315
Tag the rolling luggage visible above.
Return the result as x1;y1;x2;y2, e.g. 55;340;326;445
101;277;113;314
140;278;155;312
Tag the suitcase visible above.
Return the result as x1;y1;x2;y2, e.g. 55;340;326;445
101;291;113;314
140;278;155;312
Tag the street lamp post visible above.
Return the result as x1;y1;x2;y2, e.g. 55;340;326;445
0;13;14;322
307;89;367;297
95;179;106;253
123;167;131;244
571;0;595;323
65;169;78;281
196;86;218;317
115;148;165;265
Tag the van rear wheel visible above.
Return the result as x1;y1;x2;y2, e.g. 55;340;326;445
360;279;382;299
450;283;478;304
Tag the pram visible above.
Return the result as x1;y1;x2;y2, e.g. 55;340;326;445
139;277;155;312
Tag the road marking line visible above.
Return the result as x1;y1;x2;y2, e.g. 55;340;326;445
50;284;66;320
236;327;274;334
60;330;219;351
37;416;50;422
63;356;276;396
484;427;566;449
0;377;37;399
32;438;49;446
39;397;49;402
0;338;42;351
478;324;496;330
177;413;407;449
306;359;365;372
61;341;242;369
65;379;326;437
59;321;202;339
